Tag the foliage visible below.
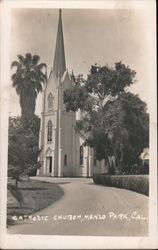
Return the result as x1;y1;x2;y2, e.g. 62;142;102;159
11;53;47;118
90;92;149;173
64;62;149;174
126;161;149;175
8;115;41;187
93;174;149;196
64;62;136;112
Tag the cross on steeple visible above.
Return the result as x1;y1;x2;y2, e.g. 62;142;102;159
53;9;66;79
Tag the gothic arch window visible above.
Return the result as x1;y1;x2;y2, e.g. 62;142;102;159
64;154;67;166
48;93;53;111
47;120;52;142
80;145;83;165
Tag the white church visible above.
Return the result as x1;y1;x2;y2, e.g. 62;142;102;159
38;10;108;177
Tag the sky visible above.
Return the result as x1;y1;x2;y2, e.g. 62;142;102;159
9;7;154;116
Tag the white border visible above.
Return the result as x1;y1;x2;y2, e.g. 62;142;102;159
0;0;157;249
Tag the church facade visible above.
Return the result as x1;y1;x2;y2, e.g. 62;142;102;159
38;10;108;177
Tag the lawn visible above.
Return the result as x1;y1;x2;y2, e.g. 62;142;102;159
7;178;64;226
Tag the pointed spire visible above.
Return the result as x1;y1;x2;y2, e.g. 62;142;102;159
53;9;66;79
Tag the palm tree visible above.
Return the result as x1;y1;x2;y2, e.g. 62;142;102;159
11;53;47;118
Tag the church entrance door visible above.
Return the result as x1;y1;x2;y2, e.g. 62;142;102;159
46;156;52;174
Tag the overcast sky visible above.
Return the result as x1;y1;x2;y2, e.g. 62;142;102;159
9;8;154;116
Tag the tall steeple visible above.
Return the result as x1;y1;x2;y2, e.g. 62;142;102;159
53;9;66;79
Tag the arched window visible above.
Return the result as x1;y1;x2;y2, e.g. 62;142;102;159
80;145;83;165
64;154;67;166
47;120;52;142
48;93;53;110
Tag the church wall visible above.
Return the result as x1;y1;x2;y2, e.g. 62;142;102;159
39;72;60;176
61;117;73;176
45;73;59;113
44;114;57;175
74;132;110;177
56;75;76;177
75;133;90;177
59;112;76;176
92;159;109;175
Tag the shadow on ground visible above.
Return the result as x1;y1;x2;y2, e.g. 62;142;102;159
19;187;47;190
54;182;71;185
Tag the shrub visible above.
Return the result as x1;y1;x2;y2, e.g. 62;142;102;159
93;174;149;196
27;168;38;176
8;116;41;186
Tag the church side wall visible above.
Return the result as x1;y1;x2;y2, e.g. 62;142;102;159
60;112;75;176
93;160;109;174
57;74;76;177
75;134;89;177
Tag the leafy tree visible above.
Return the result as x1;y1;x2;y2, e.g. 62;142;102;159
8;116;41;187
64;62;149;174
11;53;47;118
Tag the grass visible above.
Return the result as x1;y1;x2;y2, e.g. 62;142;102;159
7;178;64;226
93;174;149;196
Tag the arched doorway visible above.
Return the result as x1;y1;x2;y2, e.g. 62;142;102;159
45;147;53;175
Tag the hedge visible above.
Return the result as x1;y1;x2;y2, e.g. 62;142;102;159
93;174;149;196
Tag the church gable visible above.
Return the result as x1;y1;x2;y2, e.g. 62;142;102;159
61;70;72;89
45;72;58;113
47;93;54;111
75;127;88;140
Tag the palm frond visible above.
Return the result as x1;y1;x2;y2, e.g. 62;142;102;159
32;55;40;65
24;53;32;68
37;63;47;70
11;61;19;68
11;73;18;82
25;53;32;62
17;54;25;64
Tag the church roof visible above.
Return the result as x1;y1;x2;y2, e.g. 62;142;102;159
74;126;89;140
61;70;70;83
53;9;66;79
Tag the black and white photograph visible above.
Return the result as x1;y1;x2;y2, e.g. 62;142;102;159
0;0;157;249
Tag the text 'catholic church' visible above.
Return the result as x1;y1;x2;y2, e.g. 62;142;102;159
38;10;108;177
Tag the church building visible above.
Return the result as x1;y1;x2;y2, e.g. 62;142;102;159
38;9;108;177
